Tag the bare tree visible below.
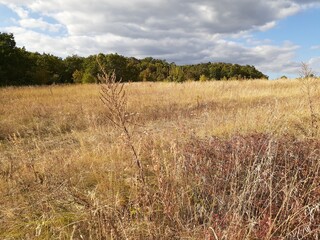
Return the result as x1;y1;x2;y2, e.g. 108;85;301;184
299;62;318;137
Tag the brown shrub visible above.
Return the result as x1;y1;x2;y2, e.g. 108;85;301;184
182;133;320;239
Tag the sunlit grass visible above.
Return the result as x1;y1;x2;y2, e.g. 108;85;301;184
0;79;319;239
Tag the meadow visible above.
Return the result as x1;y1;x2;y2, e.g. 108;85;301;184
0;78;320;239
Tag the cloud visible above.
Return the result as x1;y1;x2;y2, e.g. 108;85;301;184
3;3;64;33
2;26;70;54
2;0;313;37
22;0;305;36
18;18;63;32
6;4;29;18
307;57;320;75
0;0;319;77
311;45;320;50
292;0;320;5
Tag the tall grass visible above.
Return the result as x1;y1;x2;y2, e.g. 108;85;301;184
0;79;320;239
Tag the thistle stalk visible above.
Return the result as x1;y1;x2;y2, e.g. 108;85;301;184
97;58;144;182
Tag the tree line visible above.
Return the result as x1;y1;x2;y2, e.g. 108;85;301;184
0;32;268;86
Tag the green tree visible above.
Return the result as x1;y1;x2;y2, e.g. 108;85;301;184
72;69;84;83
199;74;208;82
103;53;129;81
0;32;18;85
27;53;65;84
63;55;85;83
209;64;222;80
0;32;269;86
81;55;99;83
126;57;140;82
82;72;96;83
168;64;185;82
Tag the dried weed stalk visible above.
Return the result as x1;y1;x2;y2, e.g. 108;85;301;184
299;62;319;137
97;59;144;182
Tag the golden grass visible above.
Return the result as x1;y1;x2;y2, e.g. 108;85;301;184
0;79;320;239
1;79;319;140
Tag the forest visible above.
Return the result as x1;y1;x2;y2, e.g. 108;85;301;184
0;32;268;86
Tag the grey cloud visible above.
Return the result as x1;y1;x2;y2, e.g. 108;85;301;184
0;0;316;77
3;0;313;39
292;0;320;3
17;0;306;36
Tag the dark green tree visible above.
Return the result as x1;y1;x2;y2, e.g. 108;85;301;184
0;32;269;86
63;55;85;83
0;32;18;85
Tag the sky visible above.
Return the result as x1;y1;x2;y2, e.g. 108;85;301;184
1;0;320;79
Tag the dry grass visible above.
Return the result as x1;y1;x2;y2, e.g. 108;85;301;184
0;79;320;239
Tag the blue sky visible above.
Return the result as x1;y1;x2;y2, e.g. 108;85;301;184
0;4;14;27
255;7;320;62
0;0;320;79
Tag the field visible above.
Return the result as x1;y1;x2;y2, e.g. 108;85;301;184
0;79;320;239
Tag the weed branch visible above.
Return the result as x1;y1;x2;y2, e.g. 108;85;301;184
97;59;144;182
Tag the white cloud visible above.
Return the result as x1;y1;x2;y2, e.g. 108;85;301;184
6;3;29;18
2;26;70;55
3;3;63;33
311;45;320;50
307;57;320;75
19;18;62;32
4;0;312;36
1;0;319;77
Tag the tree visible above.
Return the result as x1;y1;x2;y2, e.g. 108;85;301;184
0;32;18;85
126;57;140;82
199;74;208;82
138;57;169;81
104;53;129;81
63;55;85;83
0;32;269;86
299;62;314;79
81;55;99;83
168;64;185;82
72;70;84;83
27;53;65;85
209;64;222;80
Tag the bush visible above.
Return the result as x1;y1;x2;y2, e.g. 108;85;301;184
199;74;209;82
81;72;96;83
